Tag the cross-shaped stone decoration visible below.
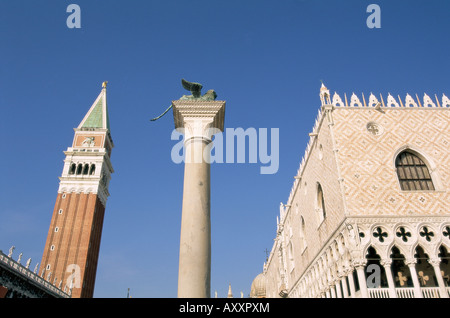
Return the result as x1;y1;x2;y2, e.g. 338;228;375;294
418;271;429;286
367;124;379;135
443;226;450;239
396;227;412;242
373;227;388;242
419;226;434;242
396;271;407;286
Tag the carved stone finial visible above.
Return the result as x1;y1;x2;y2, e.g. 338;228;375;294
332;92;344;107
368;93;379;107
350;93;362;107
423;93;436;107
442;94;450;107
319;82;330;105
8;246;15;258
386;93;400;107
405;93;418;107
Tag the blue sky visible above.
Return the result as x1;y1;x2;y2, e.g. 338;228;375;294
0;0;449;298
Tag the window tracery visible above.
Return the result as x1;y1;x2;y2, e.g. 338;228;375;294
395;151;435;191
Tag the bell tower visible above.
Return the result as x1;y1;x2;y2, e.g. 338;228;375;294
40;82;114;298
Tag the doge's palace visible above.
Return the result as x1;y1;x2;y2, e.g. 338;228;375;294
251;84;450;298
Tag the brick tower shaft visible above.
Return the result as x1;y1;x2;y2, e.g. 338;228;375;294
40;82;114;298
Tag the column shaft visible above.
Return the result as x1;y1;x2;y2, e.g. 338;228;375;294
407;262;423;298
347;269;357;298
356;266;369;298
382;263;397;298
341;275;349;298
178;137;211;298
429;259;449;298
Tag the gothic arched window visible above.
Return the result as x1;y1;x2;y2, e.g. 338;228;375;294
299;216;307;251
395;151;434;191
317;183;326;222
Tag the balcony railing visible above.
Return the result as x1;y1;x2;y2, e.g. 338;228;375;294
368;287;447;298
421;287;440;298
368;288;390;298
396;288;415;298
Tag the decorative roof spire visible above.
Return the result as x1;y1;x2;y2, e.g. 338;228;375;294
77;82;110;131
227;284;233;298
319;81;331;106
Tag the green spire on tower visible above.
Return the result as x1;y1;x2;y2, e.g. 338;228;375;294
78;82;110;131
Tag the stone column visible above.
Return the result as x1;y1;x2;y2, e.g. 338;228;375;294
173;100;225;298
356;266;369;298
380;259;397;298
353;259;369;298
341;274;349;298
335;279;343;298
347;268;357;298
405;258;423;298
428;258;449;298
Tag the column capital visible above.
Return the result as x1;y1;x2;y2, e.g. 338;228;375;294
405;258;417;266
380;258;392;267
327;278;337;287
351;258;367;269
343;268;353;276
172;100;226;141
427;258;441;267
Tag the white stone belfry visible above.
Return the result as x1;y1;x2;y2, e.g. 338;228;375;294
172;99;225;298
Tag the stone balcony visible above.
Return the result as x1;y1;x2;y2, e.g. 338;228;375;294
368;286;450;298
